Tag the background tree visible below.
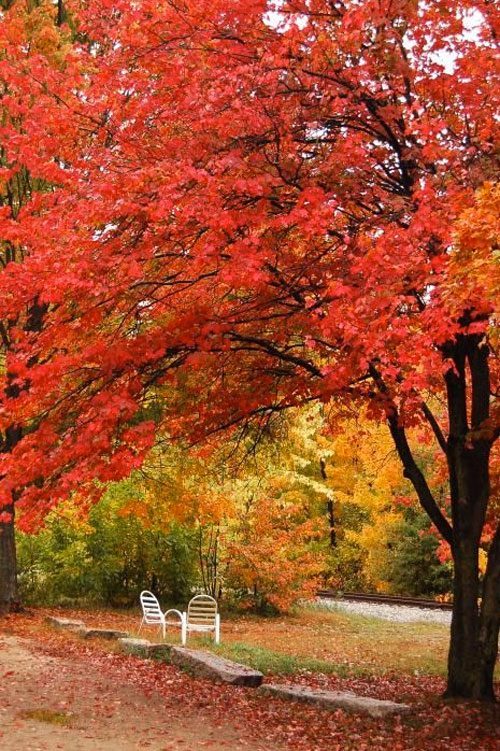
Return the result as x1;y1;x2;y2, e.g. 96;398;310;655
0;0;75;612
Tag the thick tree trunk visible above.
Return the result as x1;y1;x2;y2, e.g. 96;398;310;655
0;425;23;616
477;525;500;700
444;333;497;700
447;528;499;700
447;540;483;698
0;502;18;615
381;331;497;701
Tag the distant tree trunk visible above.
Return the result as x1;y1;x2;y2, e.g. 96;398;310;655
57;0;66;27
0;301;47;616
198;524;221;598
0;502;18;615
320;458;336;547
326;500;336;548
0;423;23;615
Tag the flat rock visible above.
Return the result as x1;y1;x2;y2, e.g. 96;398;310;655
170;647;263;687
118;638;172;659
258;684;410;717
78;628;128;640
45;616;86;631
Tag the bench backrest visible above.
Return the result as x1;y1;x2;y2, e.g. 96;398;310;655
140;590;164;624
187;594;217;625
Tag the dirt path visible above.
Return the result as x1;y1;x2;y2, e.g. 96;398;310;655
0;633;281;750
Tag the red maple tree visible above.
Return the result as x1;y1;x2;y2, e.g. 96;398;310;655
0;0;498;699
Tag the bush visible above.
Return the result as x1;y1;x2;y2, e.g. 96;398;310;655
382;509;453;597
16;480;199;607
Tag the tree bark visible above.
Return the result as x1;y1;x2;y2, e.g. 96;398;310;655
447;538;484;698
0;502;18;615
376;332;498;701
0;422;22;615
444;333;496;700
446;499;498;701
320;458;336;547
445;418;497;699
477;525;500;700
0;300;47;615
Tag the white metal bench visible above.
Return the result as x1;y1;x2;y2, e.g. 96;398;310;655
181;594;220;645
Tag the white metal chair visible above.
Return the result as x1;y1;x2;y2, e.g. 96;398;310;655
139;591;184;641
181;594;220;645
139;590;166;638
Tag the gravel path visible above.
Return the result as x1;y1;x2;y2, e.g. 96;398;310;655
314;598;452;625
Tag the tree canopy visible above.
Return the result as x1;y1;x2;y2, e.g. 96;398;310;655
0;0;498;699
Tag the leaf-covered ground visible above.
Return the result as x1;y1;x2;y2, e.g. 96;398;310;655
0;608;498;751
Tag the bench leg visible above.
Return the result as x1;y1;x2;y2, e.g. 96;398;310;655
181;614;187;646
215;614;220;644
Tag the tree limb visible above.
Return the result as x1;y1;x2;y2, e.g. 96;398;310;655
421;401;448;454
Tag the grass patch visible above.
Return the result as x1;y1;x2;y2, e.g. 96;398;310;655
20;708;74;726
207;640;366;677
36;603;455;678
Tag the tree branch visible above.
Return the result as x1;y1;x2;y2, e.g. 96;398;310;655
229;333;322;377
369;365;454;545
421;401;448;454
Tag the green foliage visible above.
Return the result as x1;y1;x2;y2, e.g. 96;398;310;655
16;405;454;609
16;478;198;606
382;509;453;598
324;538;367;592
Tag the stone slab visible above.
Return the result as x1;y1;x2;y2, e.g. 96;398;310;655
170;647;263;687
258;684;410;717
118;637;172;659
45;616;86;631
78;628;129;640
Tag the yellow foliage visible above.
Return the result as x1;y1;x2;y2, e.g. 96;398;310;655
446;181;500;329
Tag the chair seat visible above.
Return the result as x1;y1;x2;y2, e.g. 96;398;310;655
187;623;216;632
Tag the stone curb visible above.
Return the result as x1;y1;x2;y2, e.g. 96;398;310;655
78;627;129;640
170;647;264;687
258;684;410;717
118;637;172;659
46;619;410;715
45;616;86;631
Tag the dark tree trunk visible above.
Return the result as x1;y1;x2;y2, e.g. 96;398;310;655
320;458;336;547
379;330;498;701
0;502;18;615
0;424;23;616
448;522;500;700
326;499;336;548
57;0;65;27
478;525;500;700
443;333;496;700
445;440;496;699
0;300;48;616
447;540;486;699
